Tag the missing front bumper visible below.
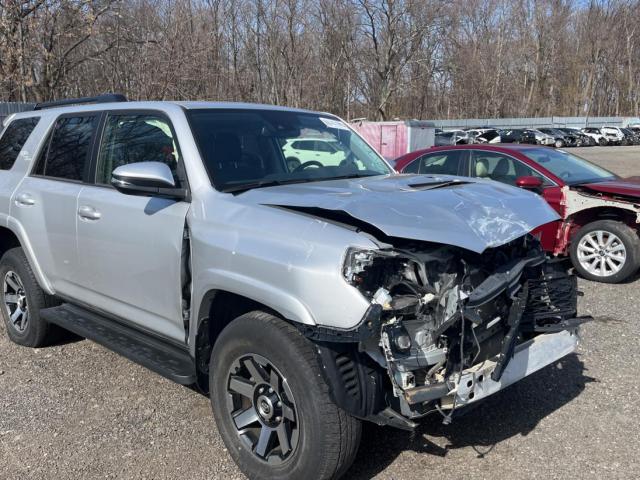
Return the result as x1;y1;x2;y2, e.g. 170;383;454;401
441;329;580;408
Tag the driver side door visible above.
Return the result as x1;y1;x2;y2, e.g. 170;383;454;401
74;111;191;342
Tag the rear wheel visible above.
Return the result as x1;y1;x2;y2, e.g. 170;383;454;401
598;137;608;146
570;220;640;283
209;311;361;480
0;247;59;347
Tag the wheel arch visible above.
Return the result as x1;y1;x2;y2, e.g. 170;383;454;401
0;219;54;294
0;225;21;258
567;206;639;240
193;289;283;392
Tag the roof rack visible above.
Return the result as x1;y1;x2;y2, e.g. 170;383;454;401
33;93;128;111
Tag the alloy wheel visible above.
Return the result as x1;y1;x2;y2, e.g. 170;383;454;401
577;230;627;277
226;353;299;465
3;270;29;333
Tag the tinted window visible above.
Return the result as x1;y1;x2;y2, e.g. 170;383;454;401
402;157;421;173
472;151;548;186
96;113;180;185
404;150;464;175
0;117;40;170
315;141;337;153
290;140;315;151
35;115;97;181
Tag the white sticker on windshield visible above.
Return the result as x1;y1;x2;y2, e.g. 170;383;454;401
320;117;350;130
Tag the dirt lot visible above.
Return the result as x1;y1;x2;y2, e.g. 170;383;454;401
1;146;640;480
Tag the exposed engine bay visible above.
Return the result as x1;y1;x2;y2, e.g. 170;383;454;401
331;234;588;423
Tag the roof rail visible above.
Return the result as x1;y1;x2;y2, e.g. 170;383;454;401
33;93;128;111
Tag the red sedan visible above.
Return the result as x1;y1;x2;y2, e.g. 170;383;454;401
395;144;640;283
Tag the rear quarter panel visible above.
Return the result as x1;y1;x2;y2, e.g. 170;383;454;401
0;113;56;292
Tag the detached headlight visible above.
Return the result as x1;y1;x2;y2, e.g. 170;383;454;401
343;248;378;287
342;247;403;297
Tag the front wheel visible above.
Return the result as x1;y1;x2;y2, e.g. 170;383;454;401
570;220;640;283
598;137;608;146
209;312;361;480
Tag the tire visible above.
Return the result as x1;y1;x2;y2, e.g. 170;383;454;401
209;311;361;480
554;139;564;148
598;138;608;146
0;247;59;347
570;220;640;283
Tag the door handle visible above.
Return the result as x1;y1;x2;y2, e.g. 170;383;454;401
15;193;35;206
78;205;101;221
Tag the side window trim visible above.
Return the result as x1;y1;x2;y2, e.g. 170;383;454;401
30;111;101;184
86;109;190;198
469;149;558;187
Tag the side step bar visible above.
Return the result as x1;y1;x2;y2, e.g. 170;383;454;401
41;304;196;385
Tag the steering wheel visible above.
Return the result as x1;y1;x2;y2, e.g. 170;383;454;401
293;160;324;172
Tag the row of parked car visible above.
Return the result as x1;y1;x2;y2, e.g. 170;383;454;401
435;125;640;148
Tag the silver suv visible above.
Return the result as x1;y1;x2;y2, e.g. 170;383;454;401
0;95;589;480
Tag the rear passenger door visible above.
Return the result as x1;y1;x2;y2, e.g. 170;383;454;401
74;111;190;342
401;150;467;176
11;113;99;294
0;117;41;214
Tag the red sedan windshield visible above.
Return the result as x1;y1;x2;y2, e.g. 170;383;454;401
521;148;617;184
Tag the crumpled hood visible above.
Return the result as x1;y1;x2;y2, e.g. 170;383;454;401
237;174;560;253
578;177;640;199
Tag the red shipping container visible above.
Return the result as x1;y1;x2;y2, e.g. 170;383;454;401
350;120;435;160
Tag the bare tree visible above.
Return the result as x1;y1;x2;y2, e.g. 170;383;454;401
1;0;640;119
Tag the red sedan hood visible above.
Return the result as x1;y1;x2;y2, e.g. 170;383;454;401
578;177;640;199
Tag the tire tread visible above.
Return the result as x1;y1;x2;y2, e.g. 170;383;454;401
211;311;361;480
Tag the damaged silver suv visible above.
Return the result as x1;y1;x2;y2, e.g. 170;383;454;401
0;95;589;480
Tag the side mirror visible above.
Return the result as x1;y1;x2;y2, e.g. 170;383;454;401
111;161;186;200
516;175;544;191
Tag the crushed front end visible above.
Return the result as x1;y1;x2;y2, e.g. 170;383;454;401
302;234;591;428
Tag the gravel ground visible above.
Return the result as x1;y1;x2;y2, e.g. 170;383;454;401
1;146;640;480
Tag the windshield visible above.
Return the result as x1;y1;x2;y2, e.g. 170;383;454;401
187;109;391;192
521;148;617;184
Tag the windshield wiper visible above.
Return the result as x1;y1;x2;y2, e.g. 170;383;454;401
221;178;317;194
325;173;380;181
221;173;382;194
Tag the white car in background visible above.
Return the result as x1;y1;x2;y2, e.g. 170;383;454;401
601;126;625;145
466;128;501;144
581;127;609;146
282;137;347;168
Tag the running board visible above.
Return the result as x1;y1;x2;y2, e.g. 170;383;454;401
40;304;196;385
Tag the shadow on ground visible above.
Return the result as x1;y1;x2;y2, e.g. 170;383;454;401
346;353;595;479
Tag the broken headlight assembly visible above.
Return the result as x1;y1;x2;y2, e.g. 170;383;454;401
339;237;590;421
